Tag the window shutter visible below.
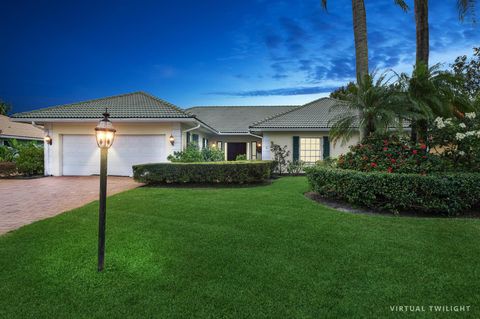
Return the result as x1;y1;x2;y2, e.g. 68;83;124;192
292;136;299;161
186;132;190;145
323;136;330;159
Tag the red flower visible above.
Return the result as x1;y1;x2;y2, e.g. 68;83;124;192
383;147;388;151
412;150;418;155
370;162;377;168
422;156;427;159
420;144;427;150
387;167;393;173
391;158;396;163
383;139;389;145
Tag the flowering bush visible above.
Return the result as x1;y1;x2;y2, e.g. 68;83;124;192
337;133;440;174
429;112;480;171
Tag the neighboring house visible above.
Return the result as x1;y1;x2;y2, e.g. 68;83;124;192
11;91;358;176
0;114;44;145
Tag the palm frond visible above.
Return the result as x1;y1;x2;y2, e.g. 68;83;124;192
457;0;477;22
394;0;409;12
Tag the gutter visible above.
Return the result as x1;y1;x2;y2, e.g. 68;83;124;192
184;124;201;133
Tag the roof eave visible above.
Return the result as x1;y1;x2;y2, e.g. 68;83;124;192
11;117;196;124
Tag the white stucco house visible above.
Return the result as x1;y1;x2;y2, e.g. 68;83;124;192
11;91;358;176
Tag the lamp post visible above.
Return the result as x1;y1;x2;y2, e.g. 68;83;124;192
95;111;116;272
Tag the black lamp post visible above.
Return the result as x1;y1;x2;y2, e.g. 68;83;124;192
95;111;116;272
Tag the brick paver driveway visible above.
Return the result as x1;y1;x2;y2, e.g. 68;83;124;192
0;176;142;235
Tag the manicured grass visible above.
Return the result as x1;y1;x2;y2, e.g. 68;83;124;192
1;177;479;318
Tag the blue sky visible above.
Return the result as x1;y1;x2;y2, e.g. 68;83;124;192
1;0;478;113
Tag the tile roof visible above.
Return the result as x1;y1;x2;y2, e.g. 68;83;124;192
11;92;192;119
187;105;299;133
0;115;44;139
250;98;353;129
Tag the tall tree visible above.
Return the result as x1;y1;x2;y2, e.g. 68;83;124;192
322;1;408;138
395;0;477;140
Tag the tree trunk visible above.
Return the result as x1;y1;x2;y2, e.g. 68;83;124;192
351;0;369;139
411;0;429;142
414;0;429;66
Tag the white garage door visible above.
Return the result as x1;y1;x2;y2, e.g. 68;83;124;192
62;135;165;176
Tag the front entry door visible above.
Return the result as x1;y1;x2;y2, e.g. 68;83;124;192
227;142;247;161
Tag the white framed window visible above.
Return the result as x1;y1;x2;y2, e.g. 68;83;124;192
300;137;321;163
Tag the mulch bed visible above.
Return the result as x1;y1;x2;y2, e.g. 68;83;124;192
305;191;480;219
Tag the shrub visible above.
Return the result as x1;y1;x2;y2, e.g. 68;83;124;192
15;143;44;176
133;161;274;184
337;133;441;174
0;162;16;176
167;144;225;162
286;160;305;175
235;154;247;161
201;147;225;162
0;145;17;162
270;143;290;175
429;113;480;171
305;166;480;215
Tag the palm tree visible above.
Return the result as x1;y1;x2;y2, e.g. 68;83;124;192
329;72;408;144
321;1;408;137
398;62;474;142
394;0;476;140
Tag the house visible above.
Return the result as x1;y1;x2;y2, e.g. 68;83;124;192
11;91;358;176
0;115;44;146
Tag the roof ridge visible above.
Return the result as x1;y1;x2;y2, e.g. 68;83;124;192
186;105;299;110
250;104;307;127
13;91;145;116
250;97;345;128
138;92;192;117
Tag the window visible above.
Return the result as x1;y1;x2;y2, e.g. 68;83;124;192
300;137;321;163
217;141;223;150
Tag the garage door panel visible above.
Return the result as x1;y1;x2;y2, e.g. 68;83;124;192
62;135;165;176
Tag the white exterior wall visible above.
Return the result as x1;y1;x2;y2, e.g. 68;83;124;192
264;131;359;162
46;121;183;176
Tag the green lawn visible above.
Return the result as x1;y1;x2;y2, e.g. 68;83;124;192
1;177;479;318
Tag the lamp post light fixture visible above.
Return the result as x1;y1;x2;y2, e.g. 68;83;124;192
169;134;175;145
95;111;116;272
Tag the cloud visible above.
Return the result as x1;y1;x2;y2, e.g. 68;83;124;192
210;86;337;97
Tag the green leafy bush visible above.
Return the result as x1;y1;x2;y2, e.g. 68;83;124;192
15;143;44;176
0;145;17;162
305;166;480;215
167;144;225;162
235;154;247;161
0;162;16;176
133;161;274;184
286;160;305;175
337;133;441;174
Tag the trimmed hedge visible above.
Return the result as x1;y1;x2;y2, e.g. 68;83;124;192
305;166;480;215
133;161;274;184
